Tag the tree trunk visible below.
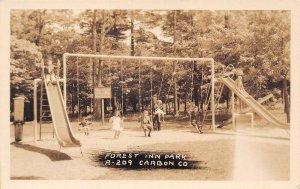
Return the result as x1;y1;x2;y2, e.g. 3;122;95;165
130;13;135;113
226;91;230;112
71;83;74;116
224;11;229;29
283;79;290;123
184;95;187;114
193;63;200;107
35;10;46;46
173;10;179;116
91;10;102;121
130;14;135;56
141;97;144;111
94;12;106;121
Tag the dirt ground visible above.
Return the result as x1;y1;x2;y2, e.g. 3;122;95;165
10;110;290;180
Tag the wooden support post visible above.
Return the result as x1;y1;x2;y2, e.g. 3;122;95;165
101;98;105;125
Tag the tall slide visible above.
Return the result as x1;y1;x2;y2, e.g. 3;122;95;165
44;75;81;147
219;77;288;128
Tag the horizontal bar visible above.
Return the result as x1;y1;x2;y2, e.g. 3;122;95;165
34;78;42;82
63;53;214;63
34;78;64;82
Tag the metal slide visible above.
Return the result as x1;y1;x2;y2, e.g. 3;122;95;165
218;94;274;128
219;77;288;128
44;75;81;147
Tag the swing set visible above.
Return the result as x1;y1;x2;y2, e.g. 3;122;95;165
62;53;217;130
31;53;289;146
34;53;245;142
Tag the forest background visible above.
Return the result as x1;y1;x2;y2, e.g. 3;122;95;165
10;10;290;122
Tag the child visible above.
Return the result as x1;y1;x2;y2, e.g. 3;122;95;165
235;75;250;100
45;59;56;85
153;105;165;131
190;105;203;134
109;111;124;139
79;117;91;136
235;76;244;91
139;110;152;137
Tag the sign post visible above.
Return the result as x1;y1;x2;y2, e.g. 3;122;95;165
94;87;111;125
94;87;112;99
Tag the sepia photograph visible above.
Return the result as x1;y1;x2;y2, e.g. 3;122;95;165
1;0;300;189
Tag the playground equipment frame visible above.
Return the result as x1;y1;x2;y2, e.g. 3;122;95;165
62;53;216;129
33;53;216;142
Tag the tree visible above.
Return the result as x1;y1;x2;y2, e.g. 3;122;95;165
10;36;43;120
10;10;290;122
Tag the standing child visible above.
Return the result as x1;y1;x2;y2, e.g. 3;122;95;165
153;105;165;131
139;110;152;137
79;117;91;136
235;75;249;97
45;59;56;85
109;111;124;139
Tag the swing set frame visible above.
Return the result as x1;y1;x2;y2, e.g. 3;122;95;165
62;53;216;131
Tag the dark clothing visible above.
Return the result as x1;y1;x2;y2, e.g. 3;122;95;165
190;111;203;133
190;111;200;122
153;115;161;131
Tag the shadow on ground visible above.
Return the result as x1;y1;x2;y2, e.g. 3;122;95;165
11;176;45;180
11;143;72;161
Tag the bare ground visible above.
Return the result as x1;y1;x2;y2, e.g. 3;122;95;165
10;110;290;180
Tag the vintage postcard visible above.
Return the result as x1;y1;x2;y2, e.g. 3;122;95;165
1;0;300;189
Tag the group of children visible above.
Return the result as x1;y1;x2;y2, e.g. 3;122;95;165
107;73;247;137
77;72;248;139
79;99;206;139
78;105;166;139
108;104;165;139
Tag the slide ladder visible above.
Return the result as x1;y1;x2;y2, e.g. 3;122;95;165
39;81;54;139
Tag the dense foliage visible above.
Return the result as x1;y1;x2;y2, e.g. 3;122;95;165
10;10;290;121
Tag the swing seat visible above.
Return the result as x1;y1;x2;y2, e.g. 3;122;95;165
77;122;93;131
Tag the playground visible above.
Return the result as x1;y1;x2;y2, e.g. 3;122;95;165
10;54;291;180
10;108;289;180
9;10;291;181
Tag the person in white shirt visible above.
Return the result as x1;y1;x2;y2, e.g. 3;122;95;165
109;111;124;139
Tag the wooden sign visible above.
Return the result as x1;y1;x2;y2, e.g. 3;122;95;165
94;87;111;99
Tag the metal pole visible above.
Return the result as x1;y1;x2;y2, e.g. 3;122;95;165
63;53;214;62
232;90;235;130
76;58;80;122
173;60;179;116
90;57;93;121
138;60;141;113
63;53;67;104
108;59;112;108
121;60;124;114
211;60;215;131
39;80;44;140
33;79;38;143
150;61;153;121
